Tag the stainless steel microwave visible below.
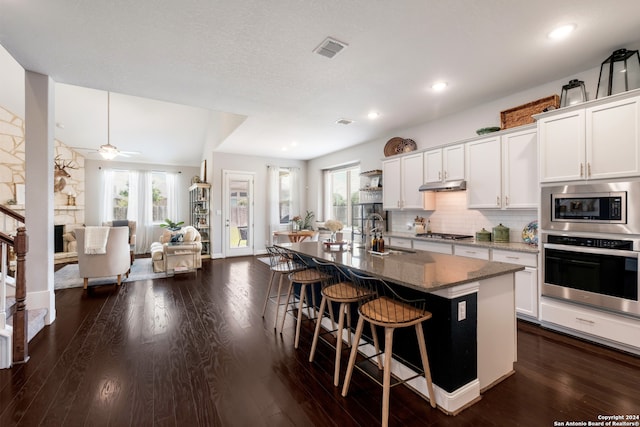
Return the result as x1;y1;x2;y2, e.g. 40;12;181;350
541;180;640;234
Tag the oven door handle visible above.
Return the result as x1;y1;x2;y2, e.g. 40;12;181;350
544;243;639;258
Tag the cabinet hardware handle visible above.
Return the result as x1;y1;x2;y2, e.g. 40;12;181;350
587;163;591;177
580;163;583;177
438;171;441;181
444;171;448;180
505;196;509;206
576;317;595;324
506;256;519;260
465;251;476;254
496;196;500;206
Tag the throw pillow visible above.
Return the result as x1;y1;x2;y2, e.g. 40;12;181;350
170;233;184;243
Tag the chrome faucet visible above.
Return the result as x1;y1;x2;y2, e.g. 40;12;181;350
364;213;385;249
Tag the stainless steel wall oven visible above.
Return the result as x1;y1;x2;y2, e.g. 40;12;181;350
541;180;640;317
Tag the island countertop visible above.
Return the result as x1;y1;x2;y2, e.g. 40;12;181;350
278;241;524;293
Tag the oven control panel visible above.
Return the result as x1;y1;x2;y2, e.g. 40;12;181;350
547;235;634;250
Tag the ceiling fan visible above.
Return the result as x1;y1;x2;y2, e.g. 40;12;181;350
72;91;141;160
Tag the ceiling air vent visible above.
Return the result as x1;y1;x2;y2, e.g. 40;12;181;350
314;37;348;59
336;118;354;125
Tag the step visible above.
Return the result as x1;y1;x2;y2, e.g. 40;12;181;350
7;308;48;342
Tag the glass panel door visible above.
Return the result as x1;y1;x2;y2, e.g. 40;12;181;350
223;171;254;257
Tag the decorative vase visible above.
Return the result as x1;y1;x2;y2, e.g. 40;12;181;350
330;232;337;242
335;232;343;242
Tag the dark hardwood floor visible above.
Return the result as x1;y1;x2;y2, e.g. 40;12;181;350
1;256;639;426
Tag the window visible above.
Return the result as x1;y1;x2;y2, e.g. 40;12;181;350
111;170;130;220
279;169;291;224
326;165;360;226
151;171;168;222
104;169;177;224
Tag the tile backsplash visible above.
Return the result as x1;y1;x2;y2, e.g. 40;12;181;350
389;191;537;242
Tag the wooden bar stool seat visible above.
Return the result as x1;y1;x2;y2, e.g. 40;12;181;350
308;258;376;387
279;251;328;349
341;271;436;427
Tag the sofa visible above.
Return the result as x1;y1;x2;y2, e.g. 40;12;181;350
150;226;203;273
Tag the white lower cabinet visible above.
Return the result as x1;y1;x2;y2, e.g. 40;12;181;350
453;245;489;260
492;249;538;319
412;240;452;254
541;297;640;351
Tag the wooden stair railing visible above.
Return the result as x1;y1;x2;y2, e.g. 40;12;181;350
0;205;28;364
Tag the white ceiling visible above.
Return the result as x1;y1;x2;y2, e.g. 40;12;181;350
1;1;640;165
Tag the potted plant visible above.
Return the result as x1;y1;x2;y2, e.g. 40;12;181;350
159;219;184;231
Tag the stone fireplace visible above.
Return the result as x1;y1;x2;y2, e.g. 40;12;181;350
0;104;86;263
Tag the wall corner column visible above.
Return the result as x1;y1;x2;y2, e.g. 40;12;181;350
24;71;56;324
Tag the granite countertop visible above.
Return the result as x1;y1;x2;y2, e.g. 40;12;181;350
387;231;539;254
280;241;524;294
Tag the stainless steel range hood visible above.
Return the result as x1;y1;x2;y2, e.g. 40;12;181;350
419;180;467;192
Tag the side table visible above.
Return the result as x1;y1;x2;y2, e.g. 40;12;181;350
163;242;198;276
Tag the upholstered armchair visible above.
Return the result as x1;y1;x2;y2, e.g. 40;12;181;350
150;225;203;273
76;227;131;289
102;220;136;264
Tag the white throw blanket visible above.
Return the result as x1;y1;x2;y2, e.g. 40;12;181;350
84;226;110;254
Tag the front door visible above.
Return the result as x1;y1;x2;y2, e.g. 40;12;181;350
223;171;254;257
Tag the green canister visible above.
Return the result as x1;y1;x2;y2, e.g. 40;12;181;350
492;223;510;243
475;228;491;242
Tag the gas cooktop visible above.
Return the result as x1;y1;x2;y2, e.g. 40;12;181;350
415;232;474;240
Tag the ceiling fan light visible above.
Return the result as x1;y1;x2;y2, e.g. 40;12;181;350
99;143;119;160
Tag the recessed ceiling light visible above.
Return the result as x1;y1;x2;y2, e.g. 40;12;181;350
431;81;448;91
291;141;298;147
368;112;380;120
548;24;576;40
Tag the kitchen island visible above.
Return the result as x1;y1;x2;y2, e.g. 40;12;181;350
279;241;524;414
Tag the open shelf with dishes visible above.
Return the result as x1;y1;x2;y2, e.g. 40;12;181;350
359;169;382;203
189;183;211;257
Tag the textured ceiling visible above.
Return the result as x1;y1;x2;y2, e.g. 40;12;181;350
1;1;640;165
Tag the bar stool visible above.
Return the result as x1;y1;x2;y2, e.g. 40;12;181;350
309;258;376;387
279;250;327;349
261;246;304;330
341;271;436;427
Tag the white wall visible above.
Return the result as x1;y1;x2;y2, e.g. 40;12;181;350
209;152;306;257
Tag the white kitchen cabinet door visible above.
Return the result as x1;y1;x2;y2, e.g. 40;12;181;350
586;96;640;180
538;109;585;182
503;128;538;209
443;144;465;181
515;267;538;319
382;158;401;210
423;149;443;184
401;153;424;209
466;136;501;208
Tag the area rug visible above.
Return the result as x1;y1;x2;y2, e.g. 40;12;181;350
54;258;166;290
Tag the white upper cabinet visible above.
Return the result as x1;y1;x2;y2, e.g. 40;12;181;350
401;153;425;209
466;128;538;209
382;157;402;209
586;96;640;180
538;93;640;182
466;136;501;208
382;152;424;210
424;144;465;184
503;128;538;208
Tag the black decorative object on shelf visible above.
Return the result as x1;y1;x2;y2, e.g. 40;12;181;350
596;48;640;98
560;79;587;107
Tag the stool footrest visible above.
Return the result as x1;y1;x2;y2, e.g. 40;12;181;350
355;355;425;389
